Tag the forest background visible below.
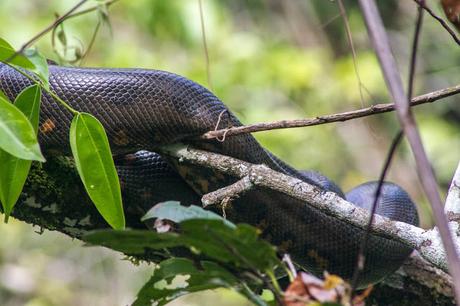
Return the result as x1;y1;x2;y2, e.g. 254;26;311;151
0;0;459;305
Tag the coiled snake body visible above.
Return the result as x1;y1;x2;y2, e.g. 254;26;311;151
0;64;419;287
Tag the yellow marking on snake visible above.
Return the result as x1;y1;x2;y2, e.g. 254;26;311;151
307;249;329;271
113;130;130;146
279;240;293;253
196;179;209;194
40;118;56;133
256;218;269;232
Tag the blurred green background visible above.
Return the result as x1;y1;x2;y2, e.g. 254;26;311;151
0;0;459;305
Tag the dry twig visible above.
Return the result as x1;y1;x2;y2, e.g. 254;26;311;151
201;83;460;140
413;0;460;46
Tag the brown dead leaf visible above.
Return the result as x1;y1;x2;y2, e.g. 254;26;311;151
283;272;372;306
284;272;339;305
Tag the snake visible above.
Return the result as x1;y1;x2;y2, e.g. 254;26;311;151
0;63;419;288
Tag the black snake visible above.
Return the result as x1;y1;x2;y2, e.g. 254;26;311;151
0;63;419;287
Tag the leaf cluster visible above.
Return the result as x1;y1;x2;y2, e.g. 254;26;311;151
84;201;284;306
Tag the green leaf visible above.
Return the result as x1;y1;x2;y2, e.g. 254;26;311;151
14;85;41;133
142;201;236;228
57;27;67;47
0;85;41;222
0;95;45;161
0;37;35;69
83;229;182;254
133;258;239;306
69;113;125;229
24;49;49;89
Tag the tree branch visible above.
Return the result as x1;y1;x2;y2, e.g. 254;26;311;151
201;83;460;140
370;252;454;305
202;176;254;208
159;145;460;275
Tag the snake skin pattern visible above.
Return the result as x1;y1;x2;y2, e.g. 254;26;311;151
0;64;419;287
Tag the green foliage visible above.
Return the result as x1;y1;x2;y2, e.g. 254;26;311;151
70;112;125;229
83;203;284;306
0;85;41;222
0;93;44;162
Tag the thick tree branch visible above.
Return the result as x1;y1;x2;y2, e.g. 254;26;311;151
159;145;460;275
201;83;460;140
370;252;454;305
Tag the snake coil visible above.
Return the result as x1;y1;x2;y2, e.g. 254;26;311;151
0;64;419;287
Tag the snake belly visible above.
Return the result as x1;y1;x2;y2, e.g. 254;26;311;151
0;63;419;287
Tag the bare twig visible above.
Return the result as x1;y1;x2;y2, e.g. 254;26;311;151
282;254;297;279
61;0;120;20
6;0;88;63
6;0;120;64
320;13;342;29
79;18;102;64
201;176;254;207
198;0;213;91
413;0;460;46
201;83;460;140
337;0;366;107
358;0;460;303
352;0;425;295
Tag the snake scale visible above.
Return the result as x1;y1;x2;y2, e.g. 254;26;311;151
0;63;419;287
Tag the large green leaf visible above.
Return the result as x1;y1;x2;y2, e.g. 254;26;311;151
0;85;41;222
0;95;45;162
142;201;236;228
0;37;35;69
24;49;49;89
69;112;125;229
